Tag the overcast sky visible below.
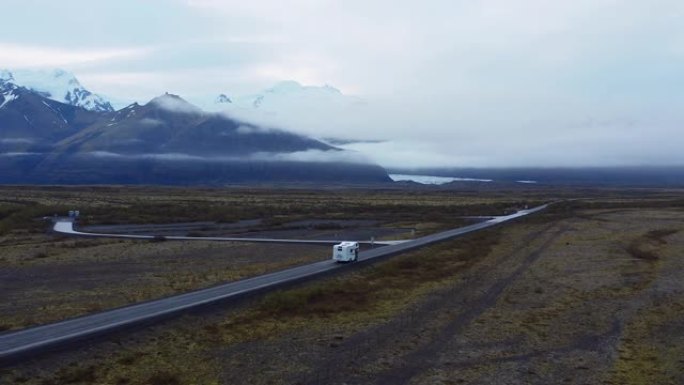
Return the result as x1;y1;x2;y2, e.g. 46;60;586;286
2;0;684;168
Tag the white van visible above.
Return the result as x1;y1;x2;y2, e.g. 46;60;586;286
332;241;360;263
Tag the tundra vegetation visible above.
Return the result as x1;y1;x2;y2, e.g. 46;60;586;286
1;186;683;384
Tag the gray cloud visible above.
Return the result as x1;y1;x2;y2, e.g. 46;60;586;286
250;149;371;164
138;118;164;127
150;96;203;114
87;151;205;161
233;124;274;135
0;152;41;156
0;138;34;144
3;0;684;167
85;149;370;164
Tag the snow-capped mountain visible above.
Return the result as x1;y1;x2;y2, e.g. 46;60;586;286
0;87;19;110
0;69;114;112
192;81;368;143
0;89;390;185
0;84;101;155
222;81;361;111
0;72;19;109
0;70;15;86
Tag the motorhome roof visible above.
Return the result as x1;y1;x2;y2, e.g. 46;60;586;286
336;241;358;247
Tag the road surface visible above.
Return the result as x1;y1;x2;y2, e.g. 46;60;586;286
0;204;547;365
52;221;407;246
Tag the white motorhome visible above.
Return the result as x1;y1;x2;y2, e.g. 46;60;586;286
332;241;359;263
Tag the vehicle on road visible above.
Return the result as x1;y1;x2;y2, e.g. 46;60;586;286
0;205;547;364
332;241;360;262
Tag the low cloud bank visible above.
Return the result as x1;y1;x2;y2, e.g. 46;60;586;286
85;149;371;164
233;123;275;135
138;118;163;127
0;152;41;156
0;138;34;144
150;95;203;115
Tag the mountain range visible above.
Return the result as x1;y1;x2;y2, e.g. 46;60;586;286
2;69;371;143
0;69;361;115
201;80;370;147
0;71;390;185
206;80;362;111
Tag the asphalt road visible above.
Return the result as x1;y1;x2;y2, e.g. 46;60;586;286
52;221;407;246
0;204;547;365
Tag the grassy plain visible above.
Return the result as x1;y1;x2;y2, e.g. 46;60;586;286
1;186;683;385
0;185;537;330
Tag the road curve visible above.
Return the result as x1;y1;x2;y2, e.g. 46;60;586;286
0;204;547;365
52;221;408;246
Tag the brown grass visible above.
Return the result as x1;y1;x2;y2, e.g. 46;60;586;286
251;229;498;321
0;185;537;330
644;228;679;243
626;242;660;261
13;225;505;385
0;185;544;237
42;365;97;385
626;228;679;261
6;187;684;385
146;371;181;385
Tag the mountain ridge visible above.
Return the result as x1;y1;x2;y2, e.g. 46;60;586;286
0;69;114;112
0;87;390;185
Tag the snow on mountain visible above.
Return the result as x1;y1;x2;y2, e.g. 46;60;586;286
193;81;361;112
0;73;20;110
0;70;15;83
233;81;357;110
1;68;372;143
0;90;19;110
0;69;114;112
190;81;368;143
